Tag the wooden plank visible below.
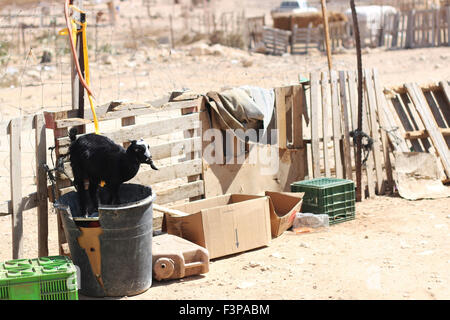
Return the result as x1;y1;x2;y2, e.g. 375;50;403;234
275;87;287;149
151;137;202;161
364;69;384;194
34;114;48;257
362;86;376;198
404;128;450;139
10;118;23;259
292;85;303;148
372;69;395;192
46;98;202;129
405;83;450;177
0;192;38;217
131;159;202;186
310;73;321;178
321;72;331;177
154;181;204;205
440;81;450;105
330;71;343;179
121;115;136;148
339;71;353;180
57;113;201;152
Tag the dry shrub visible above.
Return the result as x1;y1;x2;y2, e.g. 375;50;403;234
209;31;246;49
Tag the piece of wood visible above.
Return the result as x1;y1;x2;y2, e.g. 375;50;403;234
57;113;201;150
405;83;450;177
292;85;304;149
339;70;353;180
275;87;287;149
321;72;331;177
46;98;202;130
372;68;395;193
154;181;205;205
362;86;376;198
330;71;343;179
310;73;321;178
131;159;203;186
10;118;23;259
121;116;136;148
364;69;384;194
404;128;450;139
153;204;189;217
0;192;38;217
440;81;450;105
34;114;48;257
320;0;332;72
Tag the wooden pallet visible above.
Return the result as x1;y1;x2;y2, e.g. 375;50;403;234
263;26;291;55
383;80;450;180
305;68;394;199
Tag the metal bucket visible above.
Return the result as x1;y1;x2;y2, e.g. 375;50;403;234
54;183;154;297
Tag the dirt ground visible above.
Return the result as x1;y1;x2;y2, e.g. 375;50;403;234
0;0;449;301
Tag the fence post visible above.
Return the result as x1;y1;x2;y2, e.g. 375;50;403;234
35;114;48;257
406;10;415;48
10;118;23;259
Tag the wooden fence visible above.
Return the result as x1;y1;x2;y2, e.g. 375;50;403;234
305;68;396;197
262;26;292;55
382;7;450;48
266;7;450;55
0;114;48;259
44;95;205;255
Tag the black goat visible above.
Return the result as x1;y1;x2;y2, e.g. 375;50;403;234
69;128;158;216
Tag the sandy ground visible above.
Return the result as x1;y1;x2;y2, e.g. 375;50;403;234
0;0;449;301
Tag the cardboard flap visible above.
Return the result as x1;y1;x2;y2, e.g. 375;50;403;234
264;191;305;237
162;212;207;248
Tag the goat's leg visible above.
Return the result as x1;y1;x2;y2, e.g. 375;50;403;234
88;178;100;213
109;183;121;205
74;177;89;217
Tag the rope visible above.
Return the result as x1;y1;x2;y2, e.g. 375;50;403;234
350;130;374;166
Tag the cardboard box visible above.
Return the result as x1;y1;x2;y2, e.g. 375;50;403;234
162;194;272;259
265;191;304;238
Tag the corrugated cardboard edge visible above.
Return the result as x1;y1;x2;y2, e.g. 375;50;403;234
265;191;305;237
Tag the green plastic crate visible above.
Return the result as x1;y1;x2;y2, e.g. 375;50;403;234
0;256;78;300
291;178;355;225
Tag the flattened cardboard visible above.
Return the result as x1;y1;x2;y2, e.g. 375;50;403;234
162;194;272;259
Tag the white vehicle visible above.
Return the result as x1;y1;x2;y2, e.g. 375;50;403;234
271;0;318;15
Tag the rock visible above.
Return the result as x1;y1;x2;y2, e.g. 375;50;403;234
188;43;213;56
299;242;310;248
101;54;115;65
241;58;253;68
236;281;255;289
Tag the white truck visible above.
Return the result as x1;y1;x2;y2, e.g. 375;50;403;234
271;0;318;15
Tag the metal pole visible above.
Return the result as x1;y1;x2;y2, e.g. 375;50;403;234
320;0;333;72
350;0;364;202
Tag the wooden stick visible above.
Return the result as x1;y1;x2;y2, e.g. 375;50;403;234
320;0;332;72
350;0;364;202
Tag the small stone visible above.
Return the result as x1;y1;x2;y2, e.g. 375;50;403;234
236;281;255;289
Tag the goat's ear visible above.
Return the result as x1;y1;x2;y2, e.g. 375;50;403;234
129;140;137;145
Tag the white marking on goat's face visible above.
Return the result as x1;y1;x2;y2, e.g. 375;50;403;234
136;139;151;158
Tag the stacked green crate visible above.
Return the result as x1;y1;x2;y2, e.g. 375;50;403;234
0;256;78;300
291;178;356;225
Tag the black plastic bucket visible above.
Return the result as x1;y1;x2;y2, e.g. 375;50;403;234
54;183;154;297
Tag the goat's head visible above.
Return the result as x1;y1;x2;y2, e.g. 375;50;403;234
129;139;158;170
